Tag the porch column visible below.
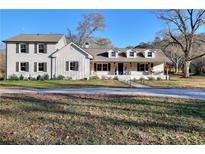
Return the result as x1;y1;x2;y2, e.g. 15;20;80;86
148;63;151;75
111;62;115;75
90;62;93;75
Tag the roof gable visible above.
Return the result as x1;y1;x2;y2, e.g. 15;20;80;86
51;42;93;59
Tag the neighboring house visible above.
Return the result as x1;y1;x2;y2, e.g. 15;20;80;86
3;34;170;80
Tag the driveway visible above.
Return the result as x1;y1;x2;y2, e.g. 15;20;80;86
0;87;205;100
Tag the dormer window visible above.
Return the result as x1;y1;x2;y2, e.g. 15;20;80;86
147;52;152;57
129;51;134;57
111;51;116;57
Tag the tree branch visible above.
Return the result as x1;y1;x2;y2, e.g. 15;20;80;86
188;52;205;61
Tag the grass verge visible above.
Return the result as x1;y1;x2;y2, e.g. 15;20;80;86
0;79;128;89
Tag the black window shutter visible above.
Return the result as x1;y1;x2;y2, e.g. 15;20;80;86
137;63;140;71
26;44;29;53
108;63;111;71
16;62;19;72
34;62;37;72
94;63;96;71
26;62;29;72
44;44;47;53
44;62;47;72
76;62;79;71
16;43;19;53
66;61;69;71
34;44;37;54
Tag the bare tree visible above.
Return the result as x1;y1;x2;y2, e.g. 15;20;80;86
152;36;184;74
67;13;106;47
157;9;205;77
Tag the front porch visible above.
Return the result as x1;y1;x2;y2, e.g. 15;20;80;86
90;62;166;80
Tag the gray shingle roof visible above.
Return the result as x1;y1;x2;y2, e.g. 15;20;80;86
85;48;171;63
3;34;64;43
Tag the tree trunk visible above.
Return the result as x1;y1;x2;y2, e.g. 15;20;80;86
175;63;179;74
183;61;191;78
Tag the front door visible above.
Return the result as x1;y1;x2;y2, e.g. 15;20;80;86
118;63;124;75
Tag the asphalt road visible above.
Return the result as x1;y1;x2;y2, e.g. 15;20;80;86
0;87;205;100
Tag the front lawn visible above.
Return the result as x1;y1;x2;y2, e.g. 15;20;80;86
0;93;204;144
0;79;128;89
138;75;205;89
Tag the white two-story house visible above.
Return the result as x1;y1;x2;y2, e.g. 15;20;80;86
3;34;170;80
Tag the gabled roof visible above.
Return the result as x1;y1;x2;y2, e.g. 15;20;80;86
51;42;93;59
85;48;171;63
3;34;64;43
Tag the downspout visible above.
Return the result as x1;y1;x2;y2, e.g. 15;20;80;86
51;57;53;80
5;43;7;80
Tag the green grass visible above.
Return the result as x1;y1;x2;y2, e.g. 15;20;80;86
0;79;128;88
137;75;205;89
0;93;205;144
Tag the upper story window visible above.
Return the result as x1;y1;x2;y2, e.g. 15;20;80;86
111;51;116;57
70;61;79;71
129;51;134;57
20;43;28;53
38;44;46;53
147;52;153;57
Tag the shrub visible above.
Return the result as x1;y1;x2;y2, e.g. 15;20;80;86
66;77;72;80
148;76;155;80
157;77;162;80
28;75;32;80
36;75;41;80
19;74;24;80
44;74;49;80
90;76;99;80
32;77;36;80
132;78;138;82
9;74;18;80
139;77;145;82
101;75;106;80
107;77;112;80
113;76;118;80
57;75;65;80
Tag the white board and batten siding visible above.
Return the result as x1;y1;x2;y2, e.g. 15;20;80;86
52;43;91;80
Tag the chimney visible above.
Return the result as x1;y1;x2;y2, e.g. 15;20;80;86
85;42;89;48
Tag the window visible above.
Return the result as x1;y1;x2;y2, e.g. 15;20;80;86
97;64;102;71
38;62;47;72
139;64;145;71
96;63;110;71
66;61;69;71
111;51;116;57
129;51;134;57
20;62;29;72
70;61;79;71
147;52;152;57
20;43;28;53
103;64;108;71
38;44;46;53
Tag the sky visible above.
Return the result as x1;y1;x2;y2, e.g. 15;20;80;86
0;9;204;48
